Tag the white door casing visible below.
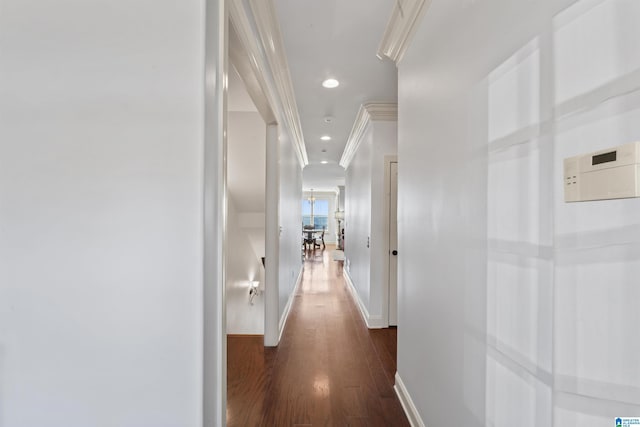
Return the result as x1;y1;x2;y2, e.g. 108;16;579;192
389;161;398;326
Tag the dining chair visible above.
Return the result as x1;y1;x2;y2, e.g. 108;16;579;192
313;228;325;249
303;226;315;249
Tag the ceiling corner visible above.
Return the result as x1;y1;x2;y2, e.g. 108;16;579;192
377;0;432;65
363;102;398;121
339;102;398;169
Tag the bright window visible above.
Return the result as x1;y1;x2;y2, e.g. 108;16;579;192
302;199;313;226
313;200;328;229
302;198;329;229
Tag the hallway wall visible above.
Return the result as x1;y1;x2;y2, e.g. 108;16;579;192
369;122;397;325
345;121;397;326
397;0;640;426
0;1;207;425
345;128;373;310
278;129;304;325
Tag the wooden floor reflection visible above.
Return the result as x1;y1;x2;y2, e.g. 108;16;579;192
227;245;409;426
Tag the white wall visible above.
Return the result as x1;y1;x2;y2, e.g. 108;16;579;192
227;112;266;212
338;185;346;211
278;130;304;324
225;200;264;335
0;1;206;426
345;121;397;325
369;122;398;324
397;0;640;426
345;127;373;309
226;111;266;335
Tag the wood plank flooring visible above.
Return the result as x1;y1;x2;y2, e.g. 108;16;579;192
227;246;409;426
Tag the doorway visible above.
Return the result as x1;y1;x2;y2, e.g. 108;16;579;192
388;160;398;326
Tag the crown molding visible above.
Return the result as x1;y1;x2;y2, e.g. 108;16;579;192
303;189;339;196
339;103;398;169
248;0;308;167
377;0;431;65
229;1;277;124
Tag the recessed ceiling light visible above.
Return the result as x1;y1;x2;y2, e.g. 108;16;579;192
321;135;332;141
321;160;329;164
322;78;339;89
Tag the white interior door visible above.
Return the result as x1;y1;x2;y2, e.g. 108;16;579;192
389;161;398;326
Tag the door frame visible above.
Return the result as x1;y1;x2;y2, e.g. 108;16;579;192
207;3;281;425
381;155;398;328
203;1;227;426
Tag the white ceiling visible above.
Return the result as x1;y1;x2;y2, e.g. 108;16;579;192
302;164;348;193
274;0;398;190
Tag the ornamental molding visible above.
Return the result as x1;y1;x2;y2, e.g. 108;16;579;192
228;0;277;124
248;0;308;167
377;0;431;65
339;103;398;169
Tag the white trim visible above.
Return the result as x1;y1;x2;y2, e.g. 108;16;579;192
248;0;309;167
228;0;277;124
278;266;304;342
203;0;227;425
264;124;280;347
381;155;398;328
340;103;398;169
303;190;339;197
343;270;385;329
394;373;427;427
377;0;432;65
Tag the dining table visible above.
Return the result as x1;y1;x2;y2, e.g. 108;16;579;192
303;228;325;249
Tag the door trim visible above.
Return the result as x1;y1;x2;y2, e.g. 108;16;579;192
381;155;398;328
203;0;227;425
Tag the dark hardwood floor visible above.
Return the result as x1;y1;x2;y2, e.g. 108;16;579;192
227;246;409;427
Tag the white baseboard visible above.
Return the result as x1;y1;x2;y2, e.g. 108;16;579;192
343;270;384;329
394;372;426;427
277;266;303;343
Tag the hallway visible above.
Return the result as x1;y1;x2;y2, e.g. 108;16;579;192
227;246;410;426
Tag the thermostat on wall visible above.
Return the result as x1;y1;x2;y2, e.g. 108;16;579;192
564;141;640;202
